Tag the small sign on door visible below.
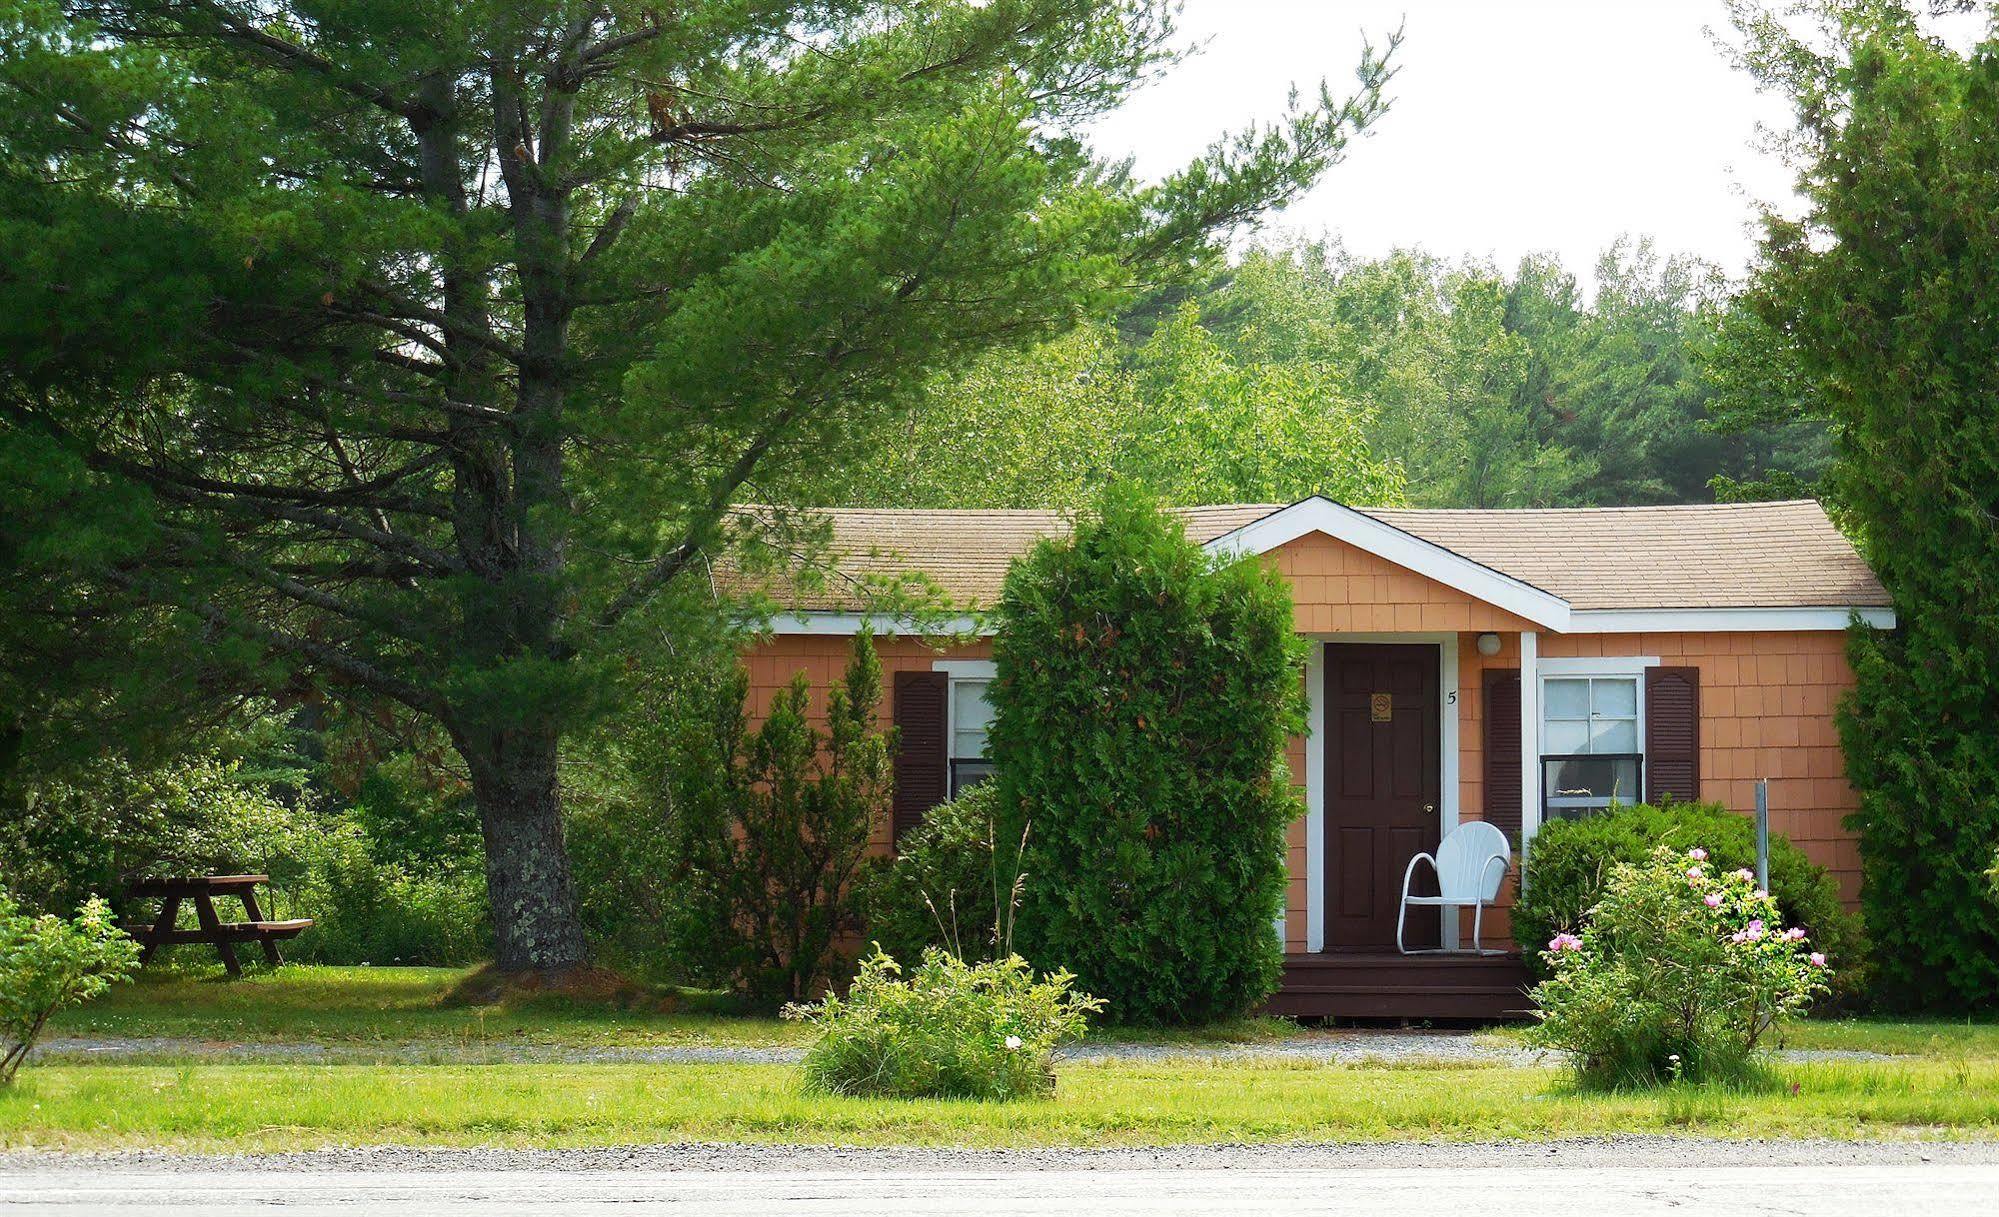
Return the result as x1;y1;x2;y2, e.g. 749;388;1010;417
1369;692;1392;722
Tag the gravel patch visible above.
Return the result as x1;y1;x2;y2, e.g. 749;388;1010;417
36;1031;1896;1067
7;1137;1996;1176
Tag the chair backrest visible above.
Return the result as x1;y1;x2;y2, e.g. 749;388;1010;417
1434;821;1512;901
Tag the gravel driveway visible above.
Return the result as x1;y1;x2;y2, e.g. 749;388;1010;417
34;1029;1892;1066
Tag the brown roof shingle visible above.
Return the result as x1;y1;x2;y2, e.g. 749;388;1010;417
769;499;1887;614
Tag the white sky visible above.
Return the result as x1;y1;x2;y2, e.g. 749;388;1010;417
1092;0;1799;283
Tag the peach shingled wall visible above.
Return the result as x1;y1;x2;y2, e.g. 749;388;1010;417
746;633;992;855
1266;533;1543;635
743;560;1864;954
1538;631;1860;905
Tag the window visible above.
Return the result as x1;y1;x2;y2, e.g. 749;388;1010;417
948;676;995;797
1541;675;1642;822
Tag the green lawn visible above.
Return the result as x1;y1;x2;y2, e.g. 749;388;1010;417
4;1057;1998;1151
22;964;1999;1152
1781;1018;1999;1059
1477;1018;1999;1061
50;965;810;1048
51;965;1292;1049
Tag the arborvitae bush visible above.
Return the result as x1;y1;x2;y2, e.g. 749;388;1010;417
1732;6;1999;1010
990;487;1304;1025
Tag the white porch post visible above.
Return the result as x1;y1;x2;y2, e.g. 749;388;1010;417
1519;629;1540;889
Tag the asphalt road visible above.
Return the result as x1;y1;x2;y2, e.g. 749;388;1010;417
5;1163;1999;1216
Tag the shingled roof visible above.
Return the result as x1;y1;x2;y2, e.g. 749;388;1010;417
770;499;1888;615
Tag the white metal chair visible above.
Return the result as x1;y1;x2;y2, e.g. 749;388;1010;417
1396;821;1513;955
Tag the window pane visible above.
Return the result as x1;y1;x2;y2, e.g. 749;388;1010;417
951;760;996;797
1545;755;1641;805
1545;720;1590;754
1543;755;1639;819
1545;679;1589;718
1592;719;1638;753
952;680;993;731
1592;678;1637;718
953;727;988;761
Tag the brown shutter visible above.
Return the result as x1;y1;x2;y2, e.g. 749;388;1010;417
1482;667;1523;838
891;670;949;846
1645;665;1701;804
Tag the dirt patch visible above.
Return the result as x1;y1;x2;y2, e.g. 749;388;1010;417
437;964;675;1013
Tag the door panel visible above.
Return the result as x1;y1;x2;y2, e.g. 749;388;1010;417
1324;643;1443;951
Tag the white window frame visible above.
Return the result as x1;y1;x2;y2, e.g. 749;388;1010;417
933;659;997;796
1535;656;1656;823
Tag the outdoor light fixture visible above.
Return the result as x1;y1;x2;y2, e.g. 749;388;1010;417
1476;632;1502;657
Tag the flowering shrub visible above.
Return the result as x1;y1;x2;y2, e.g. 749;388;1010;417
1527;845;1829;1089
787;949;1102;1100
1;893;140;1085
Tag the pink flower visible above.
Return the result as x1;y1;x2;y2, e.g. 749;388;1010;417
1743;919;1767;941
1783;927;1808;942
1731;868;1755;883
1547;933;1584;953
1704;893;1724;908
1687;847;1708;861
1809;952;1827;968
1686;867;1706;882
1755;889;1770;900
1729;930;1748;944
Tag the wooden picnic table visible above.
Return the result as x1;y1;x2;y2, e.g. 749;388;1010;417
127;874;313;976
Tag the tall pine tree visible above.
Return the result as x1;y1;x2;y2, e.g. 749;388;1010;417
0;2;1396;970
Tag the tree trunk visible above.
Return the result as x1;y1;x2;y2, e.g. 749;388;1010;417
459;727;589;973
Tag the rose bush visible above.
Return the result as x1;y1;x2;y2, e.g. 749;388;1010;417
1528;845;1829;1089
1;893;140;1085
787;949;1101;1100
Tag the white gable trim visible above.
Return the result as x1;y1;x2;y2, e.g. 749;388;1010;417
764;612;990;636
1568;607;1896;633
1202;497;1573;631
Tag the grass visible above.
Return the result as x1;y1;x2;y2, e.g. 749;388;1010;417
1780;1018;1999;1059
25;964;1999;1153
1478;1017;1999;1061
50;965;809;1049
51;964;1295;1050
3;1057;1998;1152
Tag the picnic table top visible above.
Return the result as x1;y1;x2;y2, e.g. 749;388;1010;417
129;874;272;896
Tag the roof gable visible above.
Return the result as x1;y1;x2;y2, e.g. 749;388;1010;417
1202;497;1572;630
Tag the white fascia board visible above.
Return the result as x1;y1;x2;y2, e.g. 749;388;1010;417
1203;497;1572;632
1567;607;1896;633
765;612;991;636
1537;656;1660;676
932;658;997;678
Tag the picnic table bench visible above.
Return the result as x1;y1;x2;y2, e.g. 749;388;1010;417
128;874;313;976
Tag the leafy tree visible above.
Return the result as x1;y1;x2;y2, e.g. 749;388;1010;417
1373;266;1591;507
836;304;1403;508
990;487;1304;1024
1730;0;1999;1008
0;2;1398;970
1170;238;1833;511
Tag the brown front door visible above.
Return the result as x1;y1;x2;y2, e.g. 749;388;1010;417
1324;643;1442;951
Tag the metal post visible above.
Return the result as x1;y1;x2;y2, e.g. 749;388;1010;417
1754;778;1770;891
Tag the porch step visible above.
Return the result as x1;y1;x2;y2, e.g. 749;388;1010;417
1265;951;1534;1021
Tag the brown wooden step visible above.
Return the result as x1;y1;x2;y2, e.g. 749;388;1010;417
1265;951;1535;1021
